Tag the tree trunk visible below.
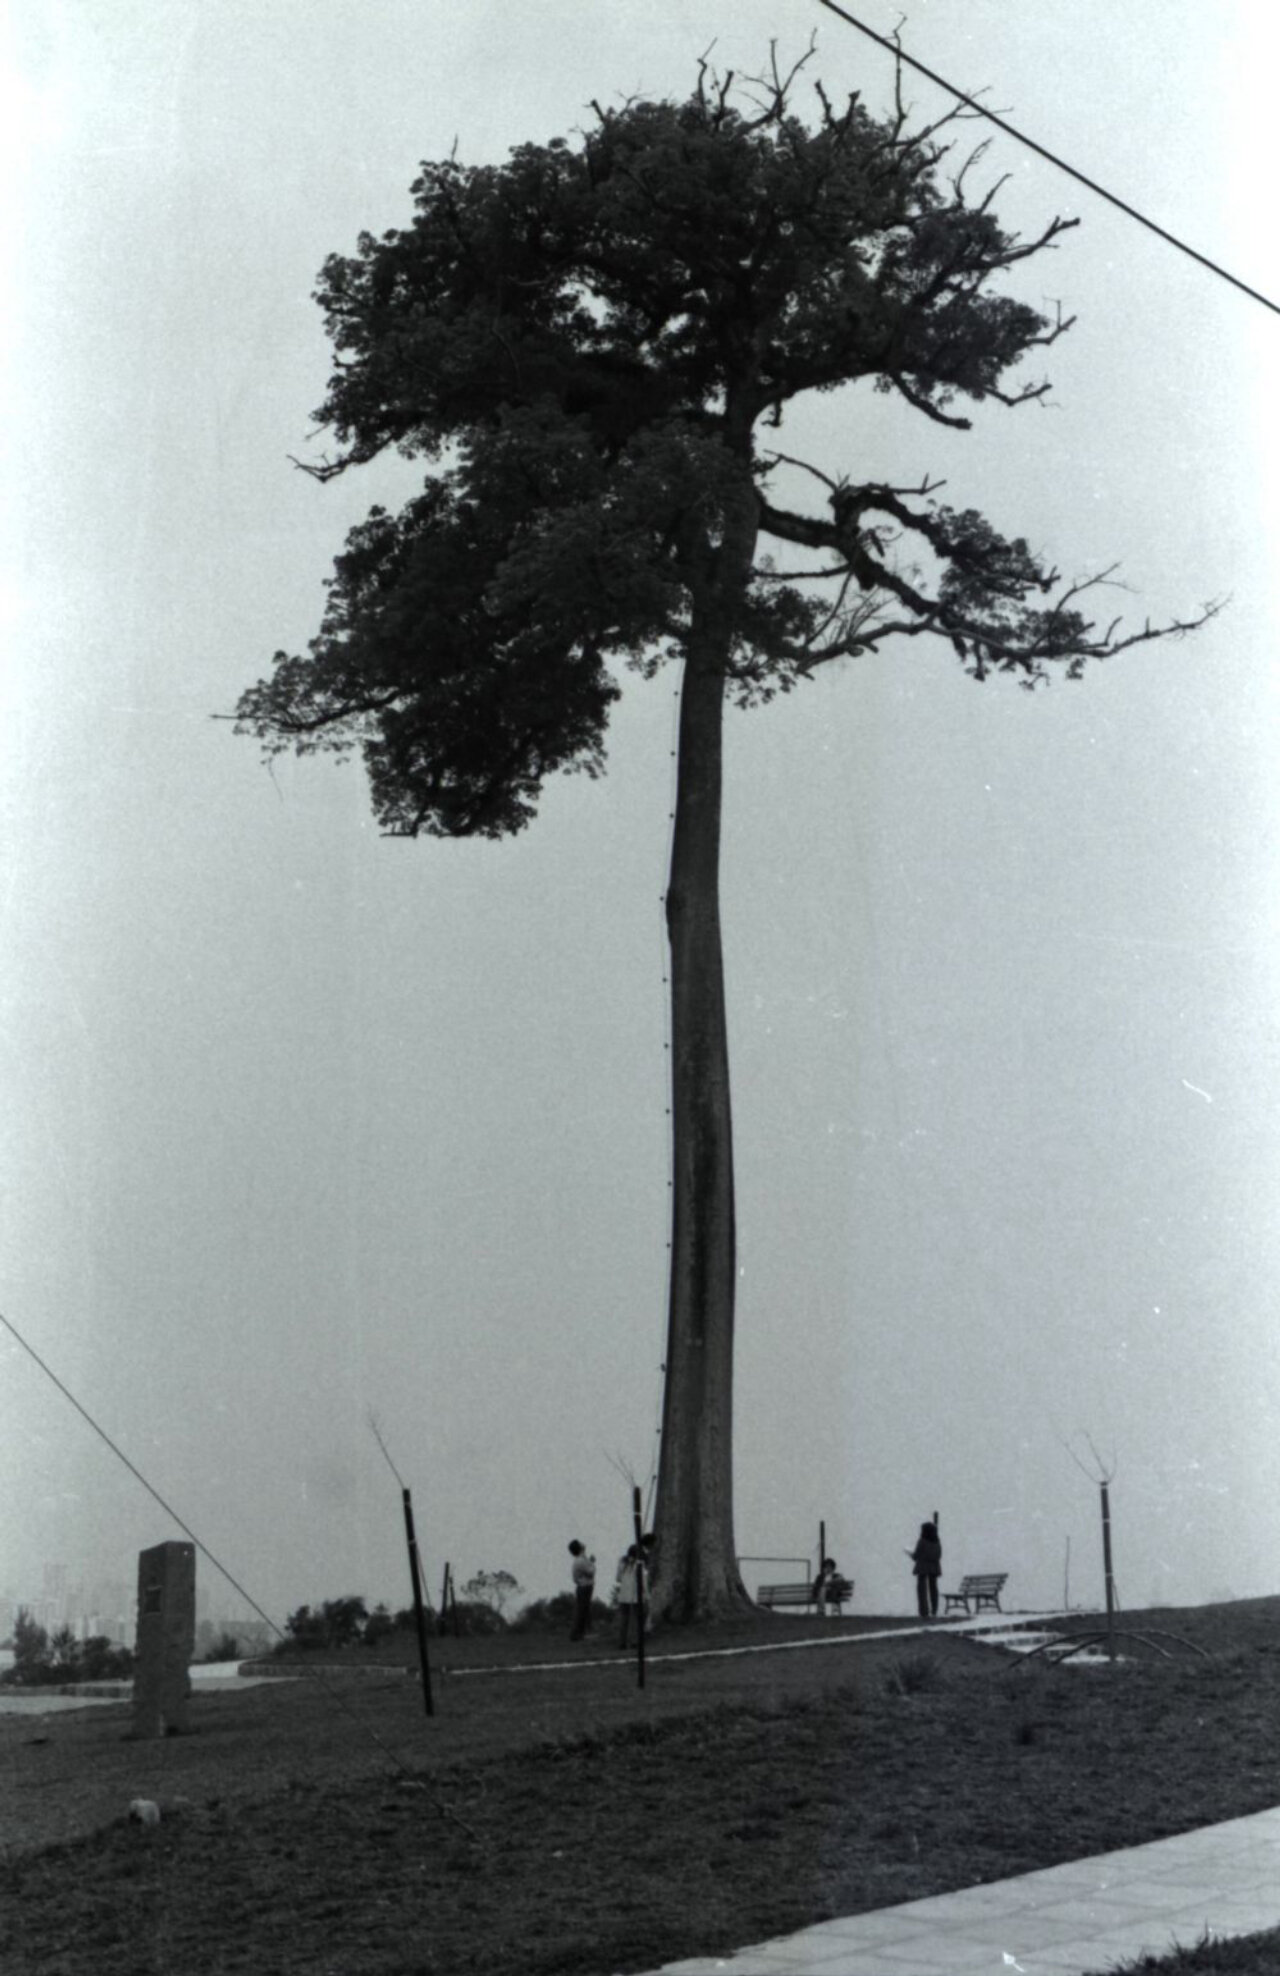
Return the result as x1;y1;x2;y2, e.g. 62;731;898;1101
648;615;753;1623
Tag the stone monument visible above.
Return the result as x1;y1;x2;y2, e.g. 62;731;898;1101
131;1540;196;1738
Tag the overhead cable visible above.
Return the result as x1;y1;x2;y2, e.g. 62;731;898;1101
812;0;1280;318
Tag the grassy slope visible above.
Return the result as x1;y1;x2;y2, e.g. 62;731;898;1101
5;1601;1280;1975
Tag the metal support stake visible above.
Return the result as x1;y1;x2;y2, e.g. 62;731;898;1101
402;1489;434;1715
1100;1481;1117;1664
632;1484;647;1690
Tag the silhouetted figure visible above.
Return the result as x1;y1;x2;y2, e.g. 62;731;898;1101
909;1521;942;1619
568;1540;596;1640
812;1557;842;1615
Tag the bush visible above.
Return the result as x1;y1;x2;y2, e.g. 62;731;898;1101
282;1597;370;1652
78;1635;134;1679
448;1599;508;1637
510;1593;576;1633
1;1613;133;1687
201;1632;244;1665
510;1593;612;1635
362;1604;396;1647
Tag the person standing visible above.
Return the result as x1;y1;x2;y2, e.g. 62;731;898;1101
615;1544;640;1649
567;1540;596;1641
811;1557;839;1615
909;1520;942;1619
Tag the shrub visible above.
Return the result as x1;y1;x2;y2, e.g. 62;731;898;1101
884;1653;945;1696
510;1593;612;1634
78;1635;134;1679
510;1593;577;1633
201;1632;245;1665
1;1614;133;1687
448;1599;508;1637
281;1597;371;1652
362;1604;396;1647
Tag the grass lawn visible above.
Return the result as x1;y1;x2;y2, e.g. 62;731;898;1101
5;1598;1280;1974
1102;1936;1280;1975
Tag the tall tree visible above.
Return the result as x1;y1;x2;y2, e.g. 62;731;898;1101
237;52;1212;1622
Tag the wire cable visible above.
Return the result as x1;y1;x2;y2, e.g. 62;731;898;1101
812;0;1280;318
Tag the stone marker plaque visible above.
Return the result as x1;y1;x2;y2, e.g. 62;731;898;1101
132;1541;196;1737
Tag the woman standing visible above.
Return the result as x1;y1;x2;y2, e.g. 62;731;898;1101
909;1520;942;1619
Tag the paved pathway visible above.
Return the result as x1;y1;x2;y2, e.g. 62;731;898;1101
635;1806;1280;1975
446;1613;1069;1678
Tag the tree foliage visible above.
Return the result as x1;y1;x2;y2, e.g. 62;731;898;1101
461;1569;523;1616
238;49;1211;819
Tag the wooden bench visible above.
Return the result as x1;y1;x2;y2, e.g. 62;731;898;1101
943;1573;1008;1616
757;1578;853;1614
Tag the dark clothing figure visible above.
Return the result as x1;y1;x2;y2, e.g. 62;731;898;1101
568;1541;596;1640
811;1558;842;1614
910;1521;942;1619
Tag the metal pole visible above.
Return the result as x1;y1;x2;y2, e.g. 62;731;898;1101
1100;1482;1117;1663
819;1520;826;1570
401;1488;434;1716
632;1485;647;1690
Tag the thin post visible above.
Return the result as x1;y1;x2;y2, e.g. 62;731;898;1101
440;1561;460;1637
818;1520;826;1572
401;1489;434;1716
1100;1481;1117;1663
631;1485;647;1690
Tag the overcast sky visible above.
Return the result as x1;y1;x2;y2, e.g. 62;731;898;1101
3;0;1279;1631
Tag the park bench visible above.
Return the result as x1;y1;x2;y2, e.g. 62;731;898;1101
942;1573;1008;1616
757;1578;853;1614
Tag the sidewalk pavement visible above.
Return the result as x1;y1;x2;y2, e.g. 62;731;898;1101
635;1805;1280;1975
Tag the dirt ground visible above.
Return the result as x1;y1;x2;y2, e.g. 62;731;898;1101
5;1601;1280;1975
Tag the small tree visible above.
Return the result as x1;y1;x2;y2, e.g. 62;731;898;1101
237;50;1214;1623
49;1625;79;1676
9;1608;51;1685
461;1570;523;1619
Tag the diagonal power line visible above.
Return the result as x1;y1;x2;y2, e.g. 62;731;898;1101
812;0;1280;317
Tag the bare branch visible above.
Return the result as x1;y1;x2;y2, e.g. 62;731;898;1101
985;378;1053;410
734;34;817;129
759;449;841;494
889;377;973;429
950;138;994;204
287;452;350;483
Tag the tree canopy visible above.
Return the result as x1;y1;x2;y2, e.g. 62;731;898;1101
238;52;1210;825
